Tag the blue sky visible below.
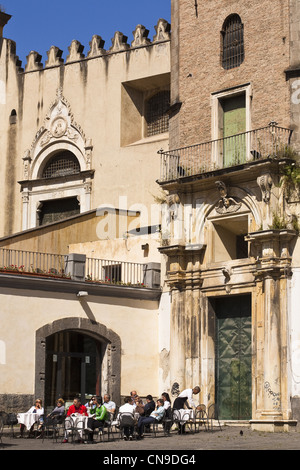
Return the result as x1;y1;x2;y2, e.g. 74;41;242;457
2;0;171;66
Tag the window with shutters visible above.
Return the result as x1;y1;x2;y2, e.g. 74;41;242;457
221;14;244;70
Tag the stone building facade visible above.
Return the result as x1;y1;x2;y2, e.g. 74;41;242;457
2;1;300;432
157;0;300;431
0;11;171;413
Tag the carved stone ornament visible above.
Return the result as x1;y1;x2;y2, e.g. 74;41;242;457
257;173;273;203
215;181;241;214
30;88;86;153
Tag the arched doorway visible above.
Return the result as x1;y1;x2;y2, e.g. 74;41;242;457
45;330;104;407
36;318;121;410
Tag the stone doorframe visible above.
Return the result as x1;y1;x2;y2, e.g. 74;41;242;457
35;317;121;406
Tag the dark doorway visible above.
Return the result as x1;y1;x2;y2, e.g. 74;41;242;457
45;331;103;408
213;294;252;420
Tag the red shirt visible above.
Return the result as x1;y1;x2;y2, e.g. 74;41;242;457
67;404;88;416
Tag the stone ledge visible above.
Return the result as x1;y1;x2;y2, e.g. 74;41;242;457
250;419;298;432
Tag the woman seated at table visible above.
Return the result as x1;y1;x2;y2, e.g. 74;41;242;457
47;398;65;421
18;398;44;437
85;397;109;442
161;392;171;410
137;399;165;439
36;398;65;438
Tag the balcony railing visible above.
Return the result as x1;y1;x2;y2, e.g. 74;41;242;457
0;248;153;287
0;248;67;277
159;124;293;182
85;257;147;286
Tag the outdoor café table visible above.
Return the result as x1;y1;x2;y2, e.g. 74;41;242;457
17;412;40;430
173;408;195;424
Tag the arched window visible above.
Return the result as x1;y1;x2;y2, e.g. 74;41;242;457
221;14;244;70
42;151;80;179
145;90;170;137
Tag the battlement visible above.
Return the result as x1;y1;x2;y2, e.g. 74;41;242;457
7;18;170;74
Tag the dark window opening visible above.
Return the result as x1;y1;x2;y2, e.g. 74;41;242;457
221;14;244;70
42;151;80;179
103;264;121;283
236;234;248;259
9;109;17;124
146;90;170;137
38;197;80;226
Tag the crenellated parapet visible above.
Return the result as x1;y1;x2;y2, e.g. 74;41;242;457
15;19;170;73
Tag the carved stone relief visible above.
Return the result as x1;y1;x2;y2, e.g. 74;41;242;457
215;181;241;214
257;173;273;203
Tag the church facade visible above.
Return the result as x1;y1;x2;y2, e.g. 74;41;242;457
1;2;300;431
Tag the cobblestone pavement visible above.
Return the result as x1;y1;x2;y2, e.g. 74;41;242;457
1;425;300;452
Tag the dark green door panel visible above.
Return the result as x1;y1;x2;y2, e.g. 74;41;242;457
215;295;252;420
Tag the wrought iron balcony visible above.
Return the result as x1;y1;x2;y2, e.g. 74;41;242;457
158;123;293;182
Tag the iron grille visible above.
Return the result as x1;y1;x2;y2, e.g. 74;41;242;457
222;14;244;70
146;90;170;137
42;151;80;178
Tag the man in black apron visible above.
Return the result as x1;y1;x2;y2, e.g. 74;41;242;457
173;386;200;434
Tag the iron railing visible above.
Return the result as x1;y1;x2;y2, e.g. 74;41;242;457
85;257;147;286
159;124;293;182
0;248;68;277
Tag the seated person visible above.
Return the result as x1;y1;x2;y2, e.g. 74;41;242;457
137;399;165;438
36;398;65;437
118;396;136;441
63;397;88;443
47;398;65;421
85;397;109;442
103;394;116;416
134;397;145;416
161;392;171;410
18;398;44;438
144;395;155;416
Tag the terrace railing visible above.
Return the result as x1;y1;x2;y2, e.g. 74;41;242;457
85;257;147;286
159;124;293;182
0;248;67;277
0;248;159;288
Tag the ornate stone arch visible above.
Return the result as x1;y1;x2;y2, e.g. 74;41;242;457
35;317;121;406
19;88;94;230
196;183;262;246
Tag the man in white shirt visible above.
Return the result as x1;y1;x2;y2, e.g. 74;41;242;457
103;394;116;415
173;386;200;434
118;396;135;441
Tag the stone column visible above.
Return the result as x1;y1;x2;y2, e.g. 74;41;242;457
247;229;297;431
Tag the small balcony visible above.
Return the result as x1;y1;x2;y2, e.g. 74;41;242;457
158;123;293;182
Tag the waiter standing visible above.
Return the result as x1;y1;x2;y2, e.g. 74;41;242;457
173;386;200;434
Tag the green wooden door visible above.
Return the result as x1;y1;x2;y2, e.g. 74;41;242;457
222;94;246;166
215;295;252;420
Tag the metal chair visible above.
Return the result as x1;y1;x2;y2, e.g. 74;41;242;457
5;412;18;437
42;416;65;442
194;405;208;432
63;415;85;443
207;404;222;431
118;412;136;440
98;417;115;442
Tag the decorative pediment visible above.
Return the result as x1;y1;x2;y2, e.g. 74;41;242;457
31;88;86;152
